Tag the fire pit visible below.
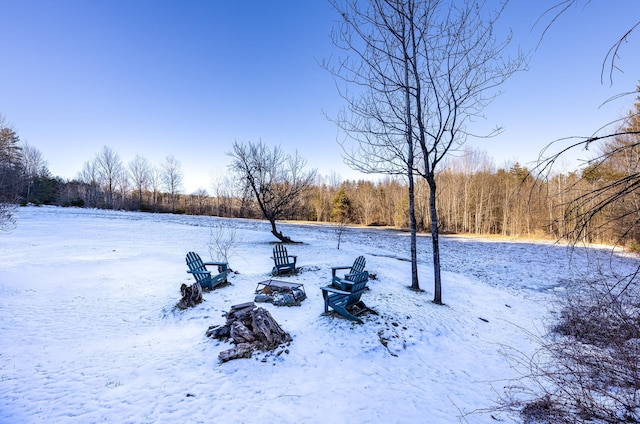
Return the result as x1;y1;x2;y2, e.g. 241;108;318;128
254;279;306;306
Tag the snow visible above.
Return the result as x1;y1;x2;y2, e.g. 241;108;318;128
1;206;638;423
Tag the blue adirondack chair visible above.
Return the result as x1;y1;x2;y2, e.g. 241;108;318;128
331;255;366;289
185;251;228;290
271;243;297;276
321;271;370;324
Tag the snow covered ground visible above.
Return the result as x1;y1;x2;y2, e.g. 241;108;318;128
1;206;638;423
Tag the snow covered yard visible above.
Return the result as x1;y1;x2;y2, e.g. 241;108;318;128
1;206;636;423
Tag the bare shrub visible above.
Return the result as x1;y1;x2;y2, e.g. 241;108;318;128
0;203;17;232
520;395;569;424
504;274;640;423
335;221;348;250
208;222;240;269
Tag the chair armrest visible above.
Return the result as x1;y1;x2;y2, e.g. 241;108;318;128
331;265;351;271
334;279;354;291
331;265;350;278
320;286;350;295
203;261;228;273
203;261;228;267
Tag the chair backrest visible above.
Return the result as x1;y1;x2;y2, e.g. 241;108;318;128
351;256;366;274
345;271;369;306
186;251;205;272
273;244;290;266
344;256;366;281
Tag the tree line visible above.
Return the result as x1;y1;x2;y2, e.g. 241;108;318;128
2;112;638;249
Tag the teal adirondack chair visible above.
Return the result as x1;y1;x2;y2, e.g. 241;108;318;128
331;255;366;289
271;243;297;276
185;251;228;290
321;271;370;324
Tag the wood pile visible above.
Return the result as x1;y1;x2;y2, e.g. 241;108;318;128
206;302;292;362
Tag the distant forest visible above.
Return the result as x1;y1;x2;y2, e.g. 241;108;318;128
2;113;639;249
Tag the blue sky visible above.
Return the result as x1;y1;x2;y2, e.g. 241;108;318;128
2;0;639;192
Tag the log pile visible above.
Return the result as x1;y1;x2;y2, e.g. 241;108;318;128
206;302;292;362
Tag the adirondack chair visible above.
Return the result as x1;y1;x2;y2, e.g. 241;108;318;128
331;255;366;289
185;251;228;290
321;271;370;324
271;243;297;276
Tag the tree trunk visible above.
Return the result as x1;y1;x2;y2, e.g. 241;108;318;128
428;176;442;304
408;171;420;291
403;24;420;292
269;217;295;243
177;282;203;309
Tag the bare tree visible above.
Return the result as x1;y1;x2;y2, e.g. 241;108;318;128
410;0;524;303
537;0;639;86
211;173;236;217
77;159;100;208
161;155;183;213
128;154;151;210
190;187;209;215
535;1;639;177
311;175;332;222
502;4;640;421
228;140;316;243
326;0;429;291
95;146;124;209
328;0;524;303
353;180;379;225
117;168;130;209
149;165;162;211
21;143;48;204
534;1;640;246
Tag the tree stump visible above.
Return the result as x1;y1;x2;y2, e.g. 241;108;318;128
177;282;203;309
206;302;292;362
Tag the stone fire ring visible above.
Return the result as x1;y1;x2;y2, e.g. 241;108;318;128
254;279;306;307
